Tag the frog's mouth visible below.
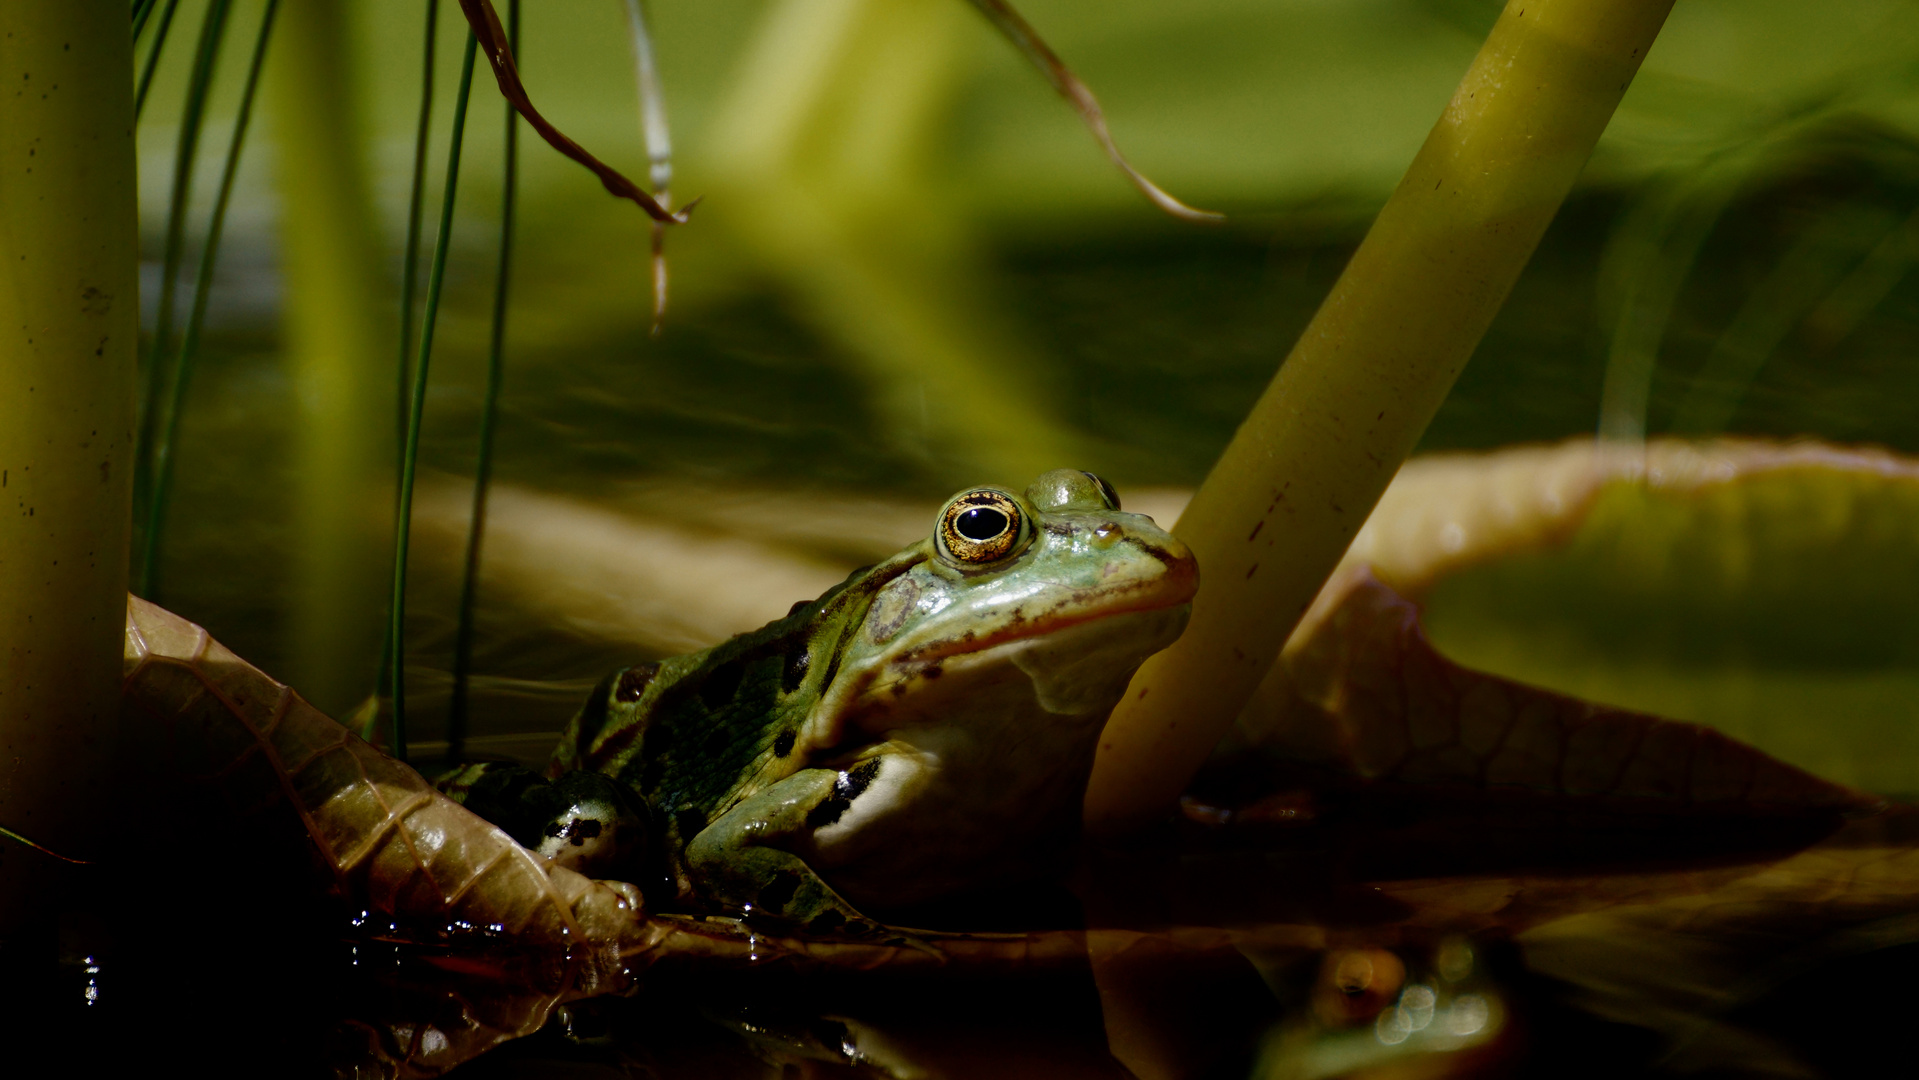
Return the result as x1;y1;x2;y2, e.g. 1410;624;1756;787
817;537;1199;731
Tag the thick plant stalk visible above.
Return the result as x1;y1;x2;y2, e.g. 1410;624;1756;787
0;0;140;926
1084;0;1676;836
269;0;391;719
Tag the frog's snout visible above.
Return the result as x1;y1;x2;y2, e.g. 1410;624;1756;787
1118;519;1198;607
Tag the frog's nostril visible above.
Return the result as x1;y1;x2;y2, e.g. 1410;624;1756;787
1093;522;1122;547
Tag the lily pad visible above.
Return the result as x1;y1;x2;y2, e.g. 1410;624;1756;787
1344;439;1919;794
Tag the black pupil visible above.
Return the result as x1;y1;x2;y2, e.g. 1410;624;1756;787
956;507;1009;542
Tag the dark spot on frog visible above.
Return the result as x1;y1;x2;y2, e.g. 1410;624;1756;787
544;817;604;847
699;658;746;710
1043;521;1071;537
805;758;882;828
787;598;812;617
588;715;645;767
807;910;845;935
615;663;658;703
1121;536;1180;568
844;758;881;797
781;644;810;693
576;671;620;744
674;807;706;838
639;755;667;793
756;870;802;915
820;650;842;691
773;730;796;758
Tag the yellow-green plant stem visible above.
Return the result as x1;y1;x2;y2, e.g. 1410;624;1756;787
0;0;140;928
389;30;479;761
1083;0;1676;837
268;0;391;718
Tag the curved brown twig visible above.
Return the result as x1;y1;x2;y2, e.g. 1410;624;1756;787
965;0;1221;222
454;0;693;225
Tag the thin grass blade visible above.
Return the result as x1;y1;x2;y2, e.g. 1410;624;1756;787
378;0;441;742
143;2;283;591
134;0;183;119
389;30;480;762
961;0;1220;222
447;0;519;760
134;0;233;596
398;0;439;460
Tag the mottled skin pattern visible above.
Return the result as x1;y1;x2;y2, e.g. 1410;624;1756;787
542;469;1198;931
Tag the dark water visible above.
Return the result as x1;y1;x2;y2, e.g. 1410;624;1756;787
103;118;1919;1077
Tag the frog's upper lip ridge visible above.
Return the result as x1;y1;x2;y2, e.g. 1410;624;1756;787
889;533;1197;669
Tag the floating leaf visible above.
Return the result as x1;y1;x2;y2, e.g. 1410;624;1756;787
1337;438;1919;793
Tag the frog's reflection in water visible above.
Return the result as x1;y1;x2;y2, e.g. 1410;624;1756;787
314;922;1514;1079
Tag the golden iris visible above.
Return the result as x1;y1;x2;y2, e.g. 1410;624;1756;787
937;490;1027;565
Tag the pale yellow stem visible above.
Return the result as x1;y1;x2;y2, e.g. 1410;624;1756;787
0;0;140;926
1084;0;1675;836
268;0;390;717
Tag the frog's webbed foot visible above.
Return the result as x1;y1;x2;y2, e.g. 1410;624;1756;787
685;768;886;937
435;763;650;880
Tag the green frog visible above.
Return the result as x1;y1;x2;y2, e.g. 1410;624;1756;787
445;469;1197;932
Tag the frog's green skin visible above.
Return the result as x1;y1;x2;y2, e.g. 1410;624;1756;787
543;469;1197;931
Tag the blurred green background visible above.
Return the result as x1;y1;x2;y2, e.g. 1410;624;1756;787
134;0;1919;787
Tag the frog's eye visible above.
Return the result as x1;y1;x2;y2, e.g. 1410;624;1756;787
937;490;1028;566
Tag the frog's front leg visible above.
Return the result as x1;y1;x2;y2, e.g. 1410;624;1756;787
685;762;883;934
